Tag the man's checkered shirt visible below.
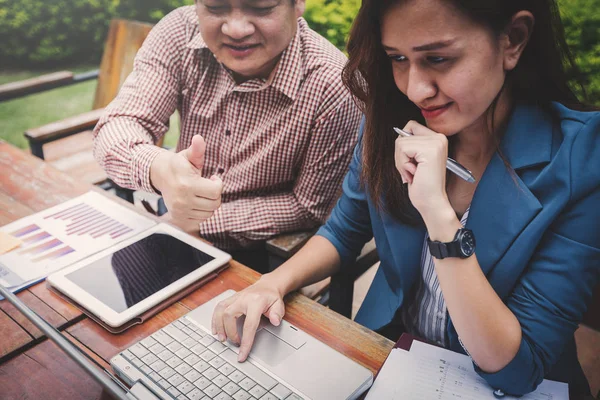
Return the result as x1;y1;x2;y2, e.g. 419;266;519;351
93;6;362;249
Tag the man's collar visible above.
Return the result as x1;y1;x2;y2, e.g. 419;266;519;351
185;18;305;100
266;18;304;101
186;30;208;50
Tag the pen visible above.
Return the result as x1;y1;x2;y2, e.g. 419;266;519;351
393;127;476;183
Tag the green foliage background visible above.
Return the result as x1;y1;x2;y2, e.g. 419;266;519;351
0;0;598;104
0;0;194;66
304;0;359;50
558;0;600;104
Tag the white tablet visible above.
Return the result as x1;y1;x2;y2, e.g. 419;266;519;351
47;223;231;328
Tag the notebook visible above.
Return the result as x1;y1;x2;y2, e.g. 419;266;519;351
366;336;568;400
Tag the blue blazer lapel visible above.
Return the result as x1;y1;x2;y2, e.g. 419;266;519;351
466;104;553;276
466;154;542;276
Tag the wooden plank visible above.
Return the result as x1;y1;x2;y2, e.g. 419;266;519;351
0;283;82;360
0;141;89;211
65;331;112;370
49;151;108;186
0;340;105;400
43;130;96;162
0;290;67;340
0;71;74;102
0;142;88;357
94;20;153;109
0;191;34;226
266;230;315;259
64;331;118;400
24;109;104;142
67;302;191;362
28;282;83;322
41;130;108;185
284;292;394;375
0;310;32;361
0;141;156;220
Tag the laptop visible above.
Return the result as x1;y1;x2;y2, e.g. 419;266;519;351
110;290;374;400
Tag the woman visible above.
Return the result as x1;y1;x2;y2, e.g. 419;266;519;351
211;0;600;396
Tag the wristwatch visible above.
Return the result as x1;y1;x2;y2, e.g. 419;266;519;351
427;228;476;259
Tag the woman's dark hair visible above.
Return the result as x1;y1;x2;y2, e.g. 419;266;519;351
343;0;589;225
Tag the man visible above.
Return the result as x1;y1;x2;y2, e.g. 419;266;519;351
93;0;361;271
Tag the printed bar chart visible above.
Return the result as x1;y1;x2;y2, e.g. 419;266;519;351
7;201;140;265
10;224;40;238
19;238;63;256
46;203;136;240
22;231;52;244
0;191;157;289
30;246;75;263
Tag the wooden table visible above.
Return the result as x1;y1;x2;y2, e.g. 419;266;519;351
0;140;395;399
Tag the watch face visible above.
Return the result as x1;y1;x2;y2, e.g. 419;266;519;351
459;230;476;257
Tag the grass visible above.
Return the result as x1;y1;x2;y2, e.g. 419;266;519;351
0;66;179;151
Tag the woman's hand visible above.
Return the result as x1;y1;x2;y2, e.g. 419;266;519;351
394;120;452;218
211;274;286;362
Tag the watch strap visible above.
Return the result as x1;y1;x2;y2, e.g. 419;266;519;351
427;236;462;259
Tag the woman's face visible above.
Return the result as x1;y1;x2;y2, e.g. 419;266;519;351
381;0;508;136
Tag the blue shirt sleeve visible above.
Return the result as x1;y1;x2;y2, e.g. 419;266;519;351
316;118;374;267
474;113;600;395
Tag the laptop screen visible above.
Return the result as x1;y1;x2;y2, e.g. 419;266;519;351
64;233;214;313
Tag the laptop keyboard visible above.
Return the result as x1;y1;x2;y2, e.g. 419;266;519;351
118;316;304;400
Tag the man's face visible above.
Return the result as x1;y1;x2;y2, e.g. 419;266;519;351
196;0;305;82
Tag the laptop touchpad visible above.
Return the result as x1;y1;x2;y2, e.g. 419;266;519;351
250;329;295;367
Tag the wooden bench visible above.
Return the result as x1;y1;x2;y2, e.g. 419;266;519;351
0;71;75;102
0;70;100;103
21;19;154;188
24;109;106;184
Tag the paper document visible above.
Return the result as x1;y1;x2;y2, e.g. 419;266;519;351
366;341;568;400
0;191;156;293
0;231;23;254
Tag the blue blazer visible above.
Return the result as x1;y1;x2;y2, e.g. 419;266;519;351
317;103;600;396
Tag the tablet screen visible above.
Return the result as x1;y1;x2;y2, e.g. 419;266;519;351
64;233;215;313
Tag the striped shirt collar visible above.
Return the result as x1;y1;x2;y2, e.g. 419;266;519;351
185;18;304;101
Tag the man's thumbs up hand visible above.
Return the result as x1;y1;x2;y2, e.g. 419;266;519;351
149;135;223;234
183;135;206;172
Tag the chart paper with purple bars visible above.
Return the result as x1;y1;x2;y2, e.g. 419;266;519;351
0;191;156;290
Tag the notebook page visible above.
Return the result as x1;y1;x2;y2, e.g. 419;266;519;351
409;341;568;400
365;347;568;400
